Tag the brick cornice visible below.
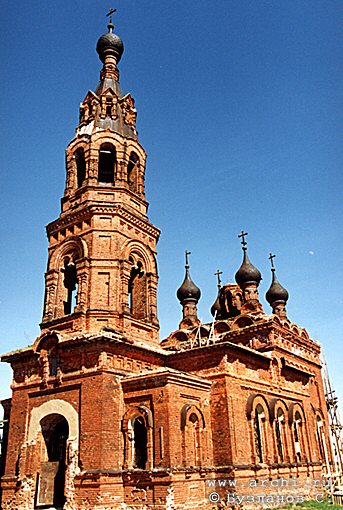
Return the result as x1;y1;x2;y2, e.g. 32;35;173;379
122;368;212;391
46;208;92;235
46;204;160;239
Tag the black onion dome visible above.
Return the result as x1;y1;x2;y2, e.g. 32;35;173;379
177;268;201;304
96;29;124;63
266;270;289;306
235;251;262;288
211;293;221;317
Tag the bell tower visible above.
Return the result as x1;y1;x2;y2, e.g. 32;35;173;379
41;15;160;343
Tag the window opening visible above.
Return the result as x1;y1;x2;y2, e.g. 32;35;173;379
128;260;146;319
0;420;6;460
254;404;264;463
275;408;284;461
133;416;147;469
62;257;78;315
106;98;112;116
316;416;324;459
98;143;116;183
127;152;139;192
50;356;58;377
75;148;86;187
294;411;302;462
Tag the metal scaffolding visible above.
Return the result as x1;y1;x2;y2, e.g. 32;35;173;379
322;353;343;504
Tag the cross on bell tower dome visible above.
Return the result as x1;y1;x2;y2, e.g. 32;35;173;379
41;14;160;343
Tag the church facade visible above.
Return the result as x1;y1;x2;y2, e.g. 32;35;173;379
0;18;333;510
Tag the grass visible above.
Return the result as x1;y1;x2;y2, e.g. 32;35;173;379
275;500;342;510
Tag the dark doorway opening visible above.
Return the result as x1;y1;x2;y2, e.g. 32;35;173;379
133;416;147;469
40;414;69;508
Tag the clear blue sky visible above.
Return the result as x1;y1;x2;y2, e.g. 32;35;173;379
1;1;342;413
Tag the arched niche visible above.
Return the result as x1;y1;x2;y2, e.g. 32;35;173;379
180;404;206;467
214;321;231;335
231;315;255;330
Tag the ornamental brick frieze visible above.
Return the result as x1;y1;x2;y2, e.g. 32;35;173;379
91;204;160;239
47;208;92;236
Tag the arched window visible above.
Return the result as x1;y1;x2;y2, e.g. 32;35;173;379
98;143;116;184
62;256;78;315
75;148;86;188
122;406;153;470
133;416;147;469
127;152;139;193
254;404;265;463
275;408;285;462
293;411;302;462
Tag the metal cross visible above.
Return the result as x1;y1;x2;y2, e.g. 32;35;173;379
214;269;222;289
269;252;276;269
238;230;248;248
106;8;117;23
185;250;191;267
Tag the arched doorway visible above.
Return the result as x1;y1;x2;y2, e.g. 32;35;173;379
133;416;147;469
38;414;69;508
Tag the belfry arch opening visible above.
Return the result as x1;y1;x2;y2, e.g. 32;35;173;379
133;416;147;469
128;257;147;319
39;414;69;508
127;152;139;193
75;148;86;187
62;256;78;315
98;143;116;184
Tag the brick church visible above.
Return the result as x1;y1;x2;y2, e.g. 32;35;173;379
0;16;333;510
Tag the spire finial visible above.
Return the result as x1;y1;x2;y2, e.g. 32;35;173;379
185;250;191;269
214;269;223;290
238;230;248;251
269;252;276;271
106;8;116;32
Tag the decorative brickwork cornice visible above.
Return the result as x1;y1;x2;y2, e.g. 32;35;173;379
281;357;315;376
91;204;160;239
46;204;160;239
122;367;212;391
46;208;92;235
